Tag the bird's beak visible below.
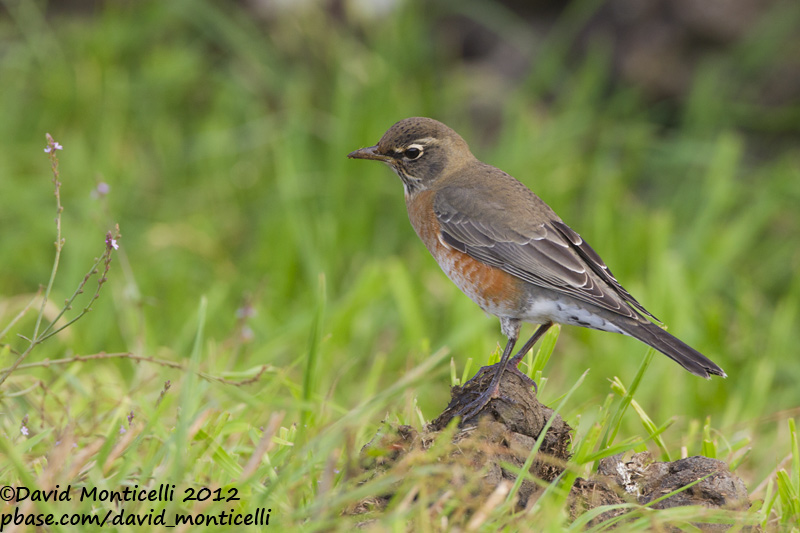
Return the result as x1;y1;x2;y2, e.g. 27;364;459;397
347;145;390;162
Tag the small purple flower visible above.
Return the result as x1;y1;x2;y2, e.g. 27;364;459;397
236;304;256;319
240;325;254;342
20;426;29;436
119;425;127;435
105;232;119;250
44;141;63;153
92;182;110;199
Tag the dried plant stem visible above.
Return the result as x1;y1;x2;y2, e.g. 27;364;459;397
0;352;273;387
38;252;108;341
0;240;118;387
0;135;119;388
32;134;65;341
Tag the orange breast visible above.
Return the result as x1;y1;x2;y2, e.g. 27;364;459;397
405;189;525;317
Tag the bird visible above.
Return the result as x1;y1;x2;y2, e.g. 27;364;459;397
348;117;725;420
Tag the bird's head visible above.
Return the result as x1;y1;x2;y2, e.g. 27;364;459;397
348;117;473;197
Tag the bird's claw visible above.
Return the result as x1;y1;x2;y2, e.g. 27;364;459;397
506;366;538;395
453;382;500;422
462;363;537;395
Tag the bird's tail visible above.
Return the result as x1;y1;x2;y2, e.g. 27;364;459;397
620;321;726;379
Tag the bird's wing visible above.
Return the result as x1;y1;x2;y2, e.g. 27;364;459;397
434;184;658;321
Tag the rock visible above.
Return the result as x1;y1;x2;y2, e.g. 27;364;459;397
349;364;751;528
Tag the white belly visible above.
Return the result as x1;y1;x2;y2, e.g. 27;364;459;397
520;296;626;334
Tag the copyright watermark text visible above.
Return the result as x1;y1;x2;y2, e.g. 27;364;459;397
0;484;270;530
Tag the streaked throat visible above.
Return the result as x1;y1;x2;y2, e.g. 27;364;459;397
389;164;424;199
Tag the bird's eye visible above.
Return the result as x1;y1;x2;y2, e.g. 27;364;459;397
404;147;422;160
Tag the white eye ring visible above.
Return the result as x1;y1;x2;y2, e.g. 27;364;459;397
404;144;424;160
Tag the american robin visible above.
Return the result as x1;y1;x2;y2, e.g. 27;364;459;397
348;117;725;420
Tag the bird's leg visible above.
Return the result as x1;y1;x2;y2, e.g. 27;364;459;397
456;334;517;422
457;322;553;422
504;321;553;392
466;323;552;388
509;322;552;366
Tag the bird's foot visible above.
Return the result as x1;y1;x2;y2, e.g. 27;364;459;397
462;363;537;394
455;365;538;423
505;365;538;395
453;382;501;423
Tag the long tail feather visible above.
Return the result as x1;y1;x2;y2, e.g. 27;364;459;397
621;321;726;379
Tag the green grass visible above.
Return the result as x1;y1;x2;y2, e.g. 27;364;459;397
1;0;799;529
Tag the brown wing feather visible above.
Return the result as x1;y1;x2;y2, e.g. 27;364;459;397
434;184;652;321
549;220;659;322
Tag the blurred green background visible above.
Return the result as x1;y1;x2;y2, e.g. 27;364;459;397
1;0;799;498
